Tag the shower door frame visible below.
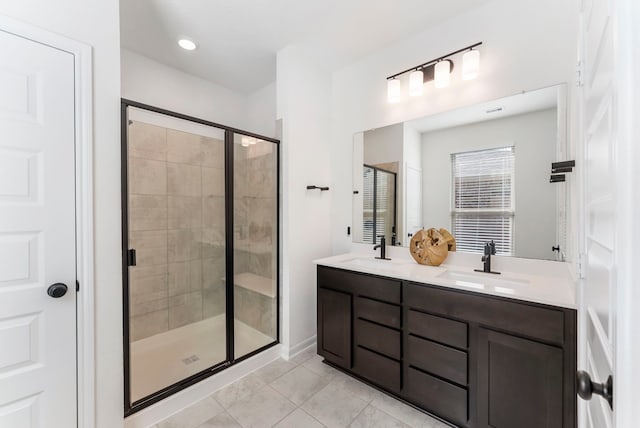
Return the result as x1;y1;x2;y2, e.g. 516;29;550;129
120;99;281;416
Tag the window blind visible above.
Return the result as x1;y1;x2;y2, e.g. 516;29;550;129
363;166;375;243
451;146;515;255
362;166;396;244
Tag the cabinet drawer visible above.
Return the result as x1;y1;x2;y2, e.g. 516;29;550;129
407;309;468;349
355;296;401;328
405;367;467;426
407;283;565;345
318;266;401;303
355;318;401;360
354;346;401;392
352;274;401;304
407;335;467;386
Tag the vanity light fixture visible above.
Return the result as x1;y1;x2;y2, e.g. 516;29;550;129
434;60;451;88
409;69;424;96
386;42;482;103
178;38;198;51
387;78;401;103
462;49;480;80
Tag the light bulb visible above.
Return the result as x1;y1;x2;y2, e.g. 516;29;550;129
409;69;424;97
241;137;250;147
178;38;197;51
434;60;450;88
387;79;401;103
463;50;480;80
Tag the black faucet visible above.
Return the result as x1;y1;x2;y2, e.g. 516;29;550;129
374;235;391;260
474;240;500;274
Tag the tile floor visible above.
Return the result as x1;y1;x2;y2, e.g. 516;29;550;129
154;347;452;428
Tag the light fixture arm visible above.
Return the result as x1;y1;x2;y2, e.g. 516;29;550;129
386;41;482;80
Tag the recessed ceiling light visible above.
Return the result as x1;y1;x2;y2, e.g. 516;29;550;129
178;38;197;51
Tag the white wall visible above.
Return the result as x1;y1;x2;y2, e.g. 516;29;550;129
277;44;332;353
0;2;122;428
246;82;277;138
421;108;558;260
330;0;579;256
121;49;277;138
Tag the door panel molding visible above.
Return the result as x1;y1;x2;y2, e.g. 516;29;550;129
0;14;95;428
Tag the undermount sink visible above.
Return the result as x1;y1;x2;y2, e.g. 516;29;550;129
437;270;529;290
341;257;409;272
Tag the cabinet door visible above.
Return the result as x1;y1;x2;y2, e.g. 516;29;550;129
317;287;352;369
477;328;564;428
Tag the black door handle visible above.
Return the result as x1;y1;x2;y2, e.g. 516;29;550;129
47;283;68;298
577;370;613;409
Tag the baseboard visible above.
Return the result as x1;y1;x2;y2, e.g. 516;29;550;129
124;344;283;428
282;335;317;361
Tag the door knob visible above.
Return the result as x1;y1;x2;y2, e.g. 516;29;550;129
47;283;68;298
576;370;613;409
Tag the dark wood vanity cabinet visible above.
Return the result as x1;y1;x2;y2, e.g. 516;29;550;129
317;266;577;428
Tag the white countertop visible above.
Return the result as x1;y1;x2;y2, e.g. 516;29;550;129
313;252;577;309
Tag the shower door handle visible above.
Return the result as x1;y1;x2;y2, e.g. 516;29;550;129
127;249;137;267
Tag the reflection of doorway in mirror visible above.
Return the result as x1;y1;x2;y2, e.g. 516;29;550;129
406;166;423;243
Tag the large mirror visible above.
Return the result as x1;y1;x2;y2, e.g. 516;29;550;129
353;84;568;261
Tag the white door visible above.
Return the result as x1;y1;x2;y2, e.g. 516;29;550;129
405;165;422;242
0;29;77;427
578;0;615;425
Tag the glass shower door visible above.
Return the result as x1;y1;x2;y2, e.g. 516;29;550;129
125;107;227;404
233;133;278;358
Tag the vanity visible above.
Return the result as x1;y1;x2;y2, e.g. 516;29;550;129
315;254;577;427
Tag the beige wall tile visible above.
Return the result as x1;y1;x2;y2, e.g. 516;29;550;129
168;196;203;229
202;167;225;197
129;157;167;195
203;196;225;228
169;291;203;329
130;310;169;341
129;195;167;231
202;137;225;169
130;292;168;317
128;273;168;298
129;121;167;161
167;129;203;165
168;163;202;197
203;287;226;318
129;229;168;266
202;228;225;259
202;257;225;290
168;259;202;297
130;263;168;280
168;229;202;262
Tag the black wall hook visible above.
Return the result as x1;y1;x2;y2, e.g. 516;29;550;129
307;185;329;191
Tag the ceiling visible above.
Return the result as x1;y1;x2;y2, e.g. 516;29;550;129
405;85;561;134
119;0;487;94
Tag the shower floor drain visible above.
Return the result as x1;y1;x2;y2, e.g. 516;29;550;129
182;355;200;365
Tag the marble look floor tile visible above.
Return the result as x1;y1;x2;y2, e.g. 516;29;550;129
270;365;330;405
302;355;340;378
212;373;267;409
226;385;296;428
197;411;242;428
330;372;379;403
369;392;430;428
349;405;411;428
301;381;368;428
254;358;297;384
157;396;223;428
273;408;325;428
288;347;317;366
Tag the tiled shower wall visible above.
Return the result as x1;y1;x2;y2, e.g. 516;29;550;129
234;142;277;338
128;121;227;342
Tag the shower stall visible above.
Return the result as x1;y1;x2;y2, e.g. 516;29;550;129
121;100;279;414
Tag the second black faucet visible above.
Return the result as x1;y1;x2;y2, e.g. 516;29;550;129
374;235;392;260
